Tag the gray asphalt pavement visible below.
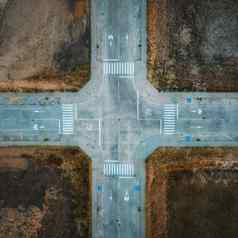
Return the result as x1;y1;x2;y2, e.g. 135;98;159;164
0;0;238;238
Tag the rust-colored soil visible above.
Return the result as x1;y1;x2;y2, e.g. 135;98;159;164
0;65;90;92
146;148;238;238
147;0;170;90
0;146;91;238
74;0;89;18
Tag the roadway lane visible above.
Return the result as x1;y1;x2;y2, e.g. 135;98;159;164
92;0;146;237
0;104;61;142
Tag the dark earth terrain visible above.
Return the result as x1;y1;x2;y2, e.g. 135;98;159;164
148;0;238;91
168;169;238;238
0;147;91;238
146;148;238;238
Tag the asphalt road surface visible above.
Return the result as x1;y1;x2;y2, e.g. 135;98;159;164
0;0;238;238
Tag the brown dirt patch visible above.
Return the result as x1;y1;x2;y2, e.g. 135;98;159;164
0;158;28;170
74;0;89;18
0;0;90;92
0;64;90;92
0;146;91;238
147;0;238;92
146;148;238;238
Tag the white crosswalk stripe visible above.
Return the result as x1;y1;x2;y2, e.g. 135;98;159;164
103;161;135;177
62;104;74;135
163;104;177;135
103;62;135;76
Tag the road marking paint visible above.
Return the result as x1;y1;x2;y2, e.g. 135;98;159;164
118;62;120;75
112;62;115;75
137;90;140;120
62;104;74;135
106;164;109;176
98;120;102;147
124;191;130;202
103;161;135;177
103;62;135;76
103;63;106;74
163;104;177;135
58;120;61;134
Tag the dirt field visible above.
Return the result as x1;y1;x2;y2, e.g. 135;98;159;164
147;2;238;234
146;148;238;238
0;146;91;238
147;0;238;92
0;0;90;92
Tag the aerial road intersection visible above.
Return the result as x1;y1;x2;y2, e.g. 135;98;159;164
0;0;238;237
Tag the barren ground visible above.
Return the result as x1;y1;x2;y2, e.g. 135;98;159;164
0;0;90;92
146;148;238;238
0;146;91;238
147;0;238;92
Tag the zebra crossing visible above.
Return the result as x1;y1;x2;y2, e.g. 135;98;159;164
103;61;135;76
62;104;74;135
103;161;135;177
163;104;178;135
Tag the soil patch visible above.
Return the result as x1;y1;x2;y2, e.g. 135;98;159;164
147;0;238;91
0;0;90;92
0;146;91;238
146;148;238;238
